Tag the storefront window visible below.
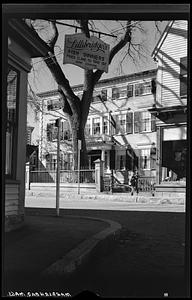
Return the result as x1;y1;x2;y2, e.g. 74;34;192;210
6;66;19;177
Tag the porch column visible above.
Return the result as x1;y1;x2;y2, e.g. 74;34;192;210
94;159;104;192
25;162;30;190
156;126;163;184
101;149;105;161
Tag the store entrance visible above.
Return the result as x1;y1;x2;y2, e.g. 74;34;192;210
162;140;187;181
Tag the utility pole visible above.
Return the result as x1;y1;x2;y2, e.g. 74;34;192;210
77;139;81;194
55;117;61;216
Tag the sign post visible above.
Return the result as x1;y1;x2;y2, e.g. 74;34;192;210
56;118;61;216
77;139;81;194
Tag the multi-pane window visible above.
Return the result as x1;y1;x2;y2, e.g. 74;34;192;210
92;89;107;102
103;116;108;134
126;112;133;134
47;123;58;141
135;81;151;96
6;66;19;177
101;89;107;101
46;153;57;170
61;120;71;141
180;57;187;97
47;98;63;110
116;114;126;134
112;87;119;99
140;111;151;132
47;121;71;142
85;119;91;136
140;149;150;169
127;84;133;97
93;117;101;135
134;111;154;133
112;86;128;100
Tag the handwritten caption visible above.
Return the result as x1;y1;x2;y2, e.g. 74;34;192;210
8;291;71;297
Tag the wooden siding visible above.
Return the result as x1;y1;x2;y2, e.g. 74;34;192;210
158;20;187;107
5;183;19;216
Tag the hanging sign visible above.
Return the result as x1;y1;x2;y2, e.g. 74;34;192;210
63;33;110;73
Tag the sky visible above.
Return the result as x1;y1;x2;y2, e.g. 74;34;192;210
28;20;168;94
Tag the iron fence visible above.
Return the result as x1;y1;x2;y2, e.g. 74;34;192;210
102;172;156;193
30;169;95;184
138;176;156;192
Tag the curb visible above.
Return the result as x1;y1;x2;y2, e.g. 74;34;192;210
41;216;121;277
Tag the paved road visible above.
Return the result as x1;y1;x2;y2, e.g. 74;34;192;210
25;207;187;298
25;196;185;213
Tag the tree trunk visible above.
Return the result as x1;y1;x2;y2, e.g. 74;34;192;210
69;115;89;170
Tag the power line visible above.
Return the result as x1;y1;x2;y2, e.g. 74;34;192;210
48;19;117;38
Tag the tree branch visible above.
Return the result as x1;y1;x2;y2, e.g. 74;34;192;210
47;20;59;50
93;21;132;85
58;86;73;116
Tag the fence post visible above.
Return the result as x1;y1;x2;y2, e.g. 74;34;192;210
25;162;30;190
56;118;61;217
94;159;104;192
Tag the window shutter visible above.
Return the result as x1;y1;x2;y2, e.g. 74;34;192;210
111;115;118;134
134;112;140;133
115;115;121;134
126;112;133;134
127;84;133;98
133;150;139;170
151;113;156;132
101;89;107;101
47;124;52;141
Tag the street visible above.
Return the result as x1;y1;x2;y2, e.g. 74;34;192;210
24;205;187;298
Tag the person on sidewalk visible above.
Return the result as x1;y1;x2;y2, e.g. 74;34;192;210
130;171;139;196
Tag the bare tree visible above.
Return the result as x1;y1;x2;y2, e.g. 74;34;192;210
25;19;163;169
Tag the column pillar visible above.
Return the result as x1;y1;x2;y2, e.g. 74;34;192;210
94;159;104;192
25;162;30;190
156;126;163;184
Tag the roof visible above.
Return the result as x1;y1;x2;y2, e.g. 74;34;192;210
151;21;174;59
37;68;157;98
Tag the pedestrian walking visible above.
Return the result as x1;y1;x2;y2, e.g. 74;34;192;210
130;171;139;195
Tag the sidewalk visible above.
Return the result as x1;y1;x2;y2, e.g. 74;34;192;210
3;213;121;296
26;189;185;205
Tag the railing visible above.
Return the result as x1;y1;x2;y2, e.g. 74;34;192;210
30;169;95;184
102;172;156;193
138;176;156;192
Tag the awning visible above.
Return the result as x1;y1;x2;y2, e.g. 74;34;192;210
148;105;187;114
